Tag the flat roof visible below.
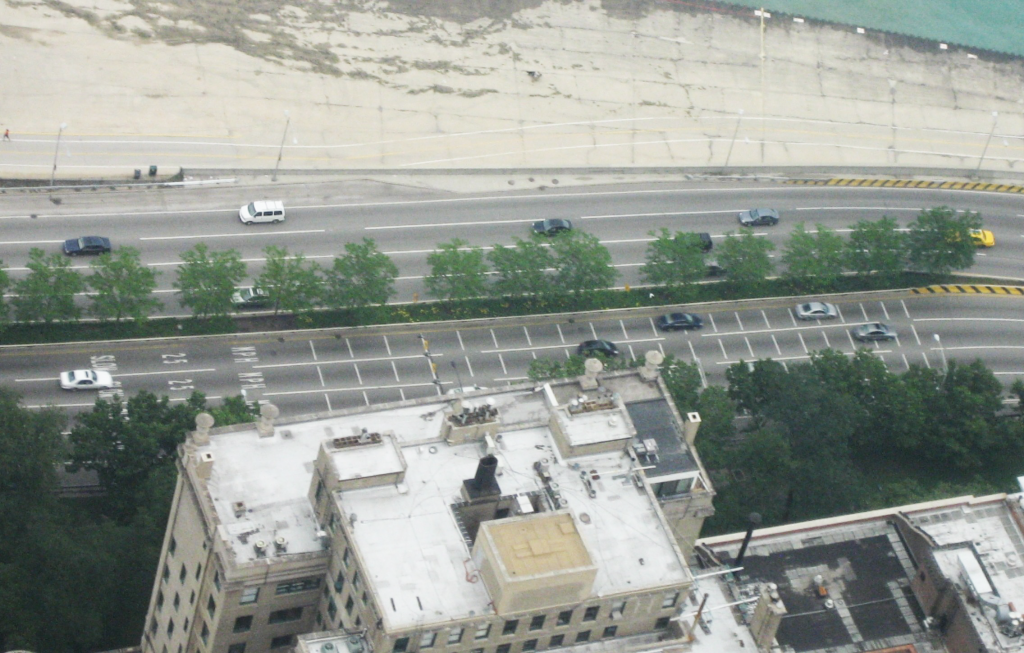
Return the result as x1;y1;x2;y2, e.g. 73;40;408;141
626;399;698;479
486;512;592;578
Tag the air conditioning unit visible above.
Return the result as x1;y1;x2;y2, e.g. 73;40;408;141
254;540;268;557
274;536;288;553
322;644;335;652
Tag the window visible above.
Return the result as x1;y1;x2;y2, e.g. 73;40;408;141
240;587;259;605
345;596;355;615
200;621;209;645
315;479;324;501
328;596;338;621
149;617;158;635
179;564;187;583
496;645;511;653
361;590;368;606
575;631;590;643
270;635;295;649
207;595;217;617
583;606;599;622
522;640;538;652
169;537;177;556
661;591;679;609
447;628;464;645
602;626;618;638
352;571;361;591
549;635;564;647
233;616;253;633
474;623;491;640
392;637;410;653
355;616;362;628
214;571;221;592
334;570;346;593
317;612;323;626
276;577;321;595
502;619;518;636
556;610;572;626
610;601;626;619
156;591;164;611
529;615;545;631
419;631;436;648
166;619;175;637
189;590;195;605
471;649;484;653
655;616;671;629
342;547;351;568
183;618;189;633
173;593;180;611
195;563;202;580
163;564;170;583
268;607;303;624
228;645;246;653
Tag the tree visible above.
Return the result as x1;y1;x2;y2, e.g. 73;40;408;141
87;246;162;322
782;223;846;293
321;238;398;310
425;238;489;304
13;248;86;323
488;238;554;299
257;246;322;315
661;354;703;410
905;206;981;275
845;216;906;285
551;230;618;295
0;261;9;327
640;229;707;293
173;244;247;319
716;229;774;295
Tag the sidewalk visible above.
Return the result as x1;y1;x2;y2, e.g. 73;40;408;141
0;0;1021;178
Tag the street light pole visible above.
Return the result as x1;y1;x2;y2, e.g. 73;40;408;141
272;110;290;182
974;111;999;176
50;122;67;187
933;333;947;374
450;360;464;393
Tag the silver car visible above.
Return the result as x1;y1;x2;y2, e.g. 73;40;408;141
851;323;897;342
795;301;839;320
737;208;780;226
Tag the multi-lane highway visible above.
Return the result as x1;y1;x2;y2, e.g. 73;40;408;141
3;291;1022;416
0;180;1022;314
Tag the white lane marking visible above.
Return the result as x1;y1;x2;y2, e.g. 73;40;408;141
481;337;664;355
464;356;475;377
523;326;533;347
309;340;318;361
490;329;499;348
847;329;857;349
383;335;392;356
745;337;755;358
556;324;565;344
735;311;745;331
788;308;797;326
901;300;911;319
391;361;401;382
324;394;333;411
498;354;508;375
0;239;64;245
316;365;325;387
860;303;869;321
649;316;659;337
922;352;931;369
771;334;782;355
910;324;922;346
939;345;1024;351
590;323;598;339
837;305;846;323
253;353;429;369
713;351;888;365
894;334;902;348
798;332;809;354
628;344;637;361
346;337;354;358
822;331;831;348
353;364;363;385
902;353;910;370
262;383;441;397
580;209;737;220
493;375;530;382
709;314;718;333
620;319;629;340
914;317;1024;324
363;391;371;405
761;310;771;329
702;322;874;338
15;367;216;382
457;330;465;351
880;302;890;321
139;229;325;241
718;339;728;359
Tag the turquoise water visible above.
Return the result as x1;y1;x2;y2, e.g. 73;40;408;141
717;0;1024;57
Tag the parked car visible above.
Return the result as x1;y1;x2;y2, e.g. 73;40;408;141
795;301;839;320
737;208;780;227
970;228;995;247
63;236;111;256
706;259;727;277
851;322;897;342
59;369;114;391
239;200;285;224
656;313;704;331
697;232;713;252
532;218;572;236
577;339;619;357
232;286;271;308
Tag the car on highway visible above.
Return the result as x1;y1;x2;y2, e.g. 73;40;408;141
577;339;619;357
59;369;114;391
239;200;285;224
970;228;995;247
851;322;897;342
446;384;489;395
698;232;713;252
532;218;572;236
656;313;704;331
232;286;271;309
706;259;726;277
63;236;111;256
795;301;839;320
737;208;780;227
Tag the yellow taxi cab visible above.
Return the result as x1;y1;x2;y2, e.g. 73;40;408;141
970;228;995;247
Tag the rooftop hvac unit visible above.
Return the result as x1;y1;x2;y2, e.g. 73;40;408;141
274;536;288;553
348;637;365;653
253;540;268;557
322;645;335;652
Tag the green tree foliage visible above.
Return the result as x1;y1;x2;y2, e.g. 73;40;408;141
905;206;981;275
321;238;398;310
527;354;637;381
174;244;246;319
551;230;618;295
661;354;703;410
88;246;162;322
13;248;86;323
845;216;906;285
0;261;9;326
257;245;322;315
716;229;775;296
425;238;489;304
782;223;846;293
692;386;737;469
488;237;554;299
640;229;707;294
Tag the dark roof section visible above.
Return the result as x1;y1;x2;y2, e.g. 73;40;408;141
625;399;697;478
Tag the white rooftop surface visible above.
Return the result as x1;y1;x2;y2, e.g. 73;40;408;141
686;575;760;653
556;405;634;447
329;434;404;481
912;497;1024;651
335;425;691;630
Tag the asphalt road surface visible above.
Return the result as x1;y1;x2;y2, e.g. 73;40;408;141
3;292;1022;417
0;180;1022;315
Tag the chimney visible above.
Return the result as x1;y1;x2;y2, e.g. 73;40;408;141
640;350;664;381
735;512;762;566
682;412;701;447
257;403;280;438
193;412;215;445
462;454;501;501
750;583;787;648
196;451;215;479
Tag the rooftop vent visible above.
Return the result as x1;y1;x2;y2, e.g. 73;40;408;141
253;540;268;557
232;501;246;518
449;403;499;426
331;428;383;450
462;454;501;500
274;536;288;553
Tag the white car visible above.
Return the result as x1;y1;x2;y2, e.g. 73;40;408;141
239;200;285;224
795;302;839;320
60;369;114;391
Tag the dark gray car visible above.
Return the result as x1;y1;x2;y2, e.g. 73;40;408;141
63;236;112;256
532;219;572;236
657;313;704;331
737;208;780;227
852;323;897;342
577;339;619;357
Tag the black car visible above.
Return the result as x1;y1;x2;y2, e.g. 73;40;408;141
698;232;713;252
706;260;727;277
532;219;572;236
737;208;780;227
63;236;112;256
577;339;619;357
657;313;704;331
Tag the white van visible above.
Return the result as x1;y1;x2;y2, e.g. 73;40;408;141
239;200;285;224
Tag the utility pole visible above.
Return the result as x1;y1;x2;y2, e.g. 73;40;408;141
50;122;67;186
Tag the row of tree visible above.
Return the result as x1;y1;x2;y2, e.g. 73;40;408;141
0;207;981;325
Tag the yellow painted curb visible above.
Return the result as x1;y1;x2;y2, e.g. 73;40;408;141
911;285;1024;295
785;179;1024;194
